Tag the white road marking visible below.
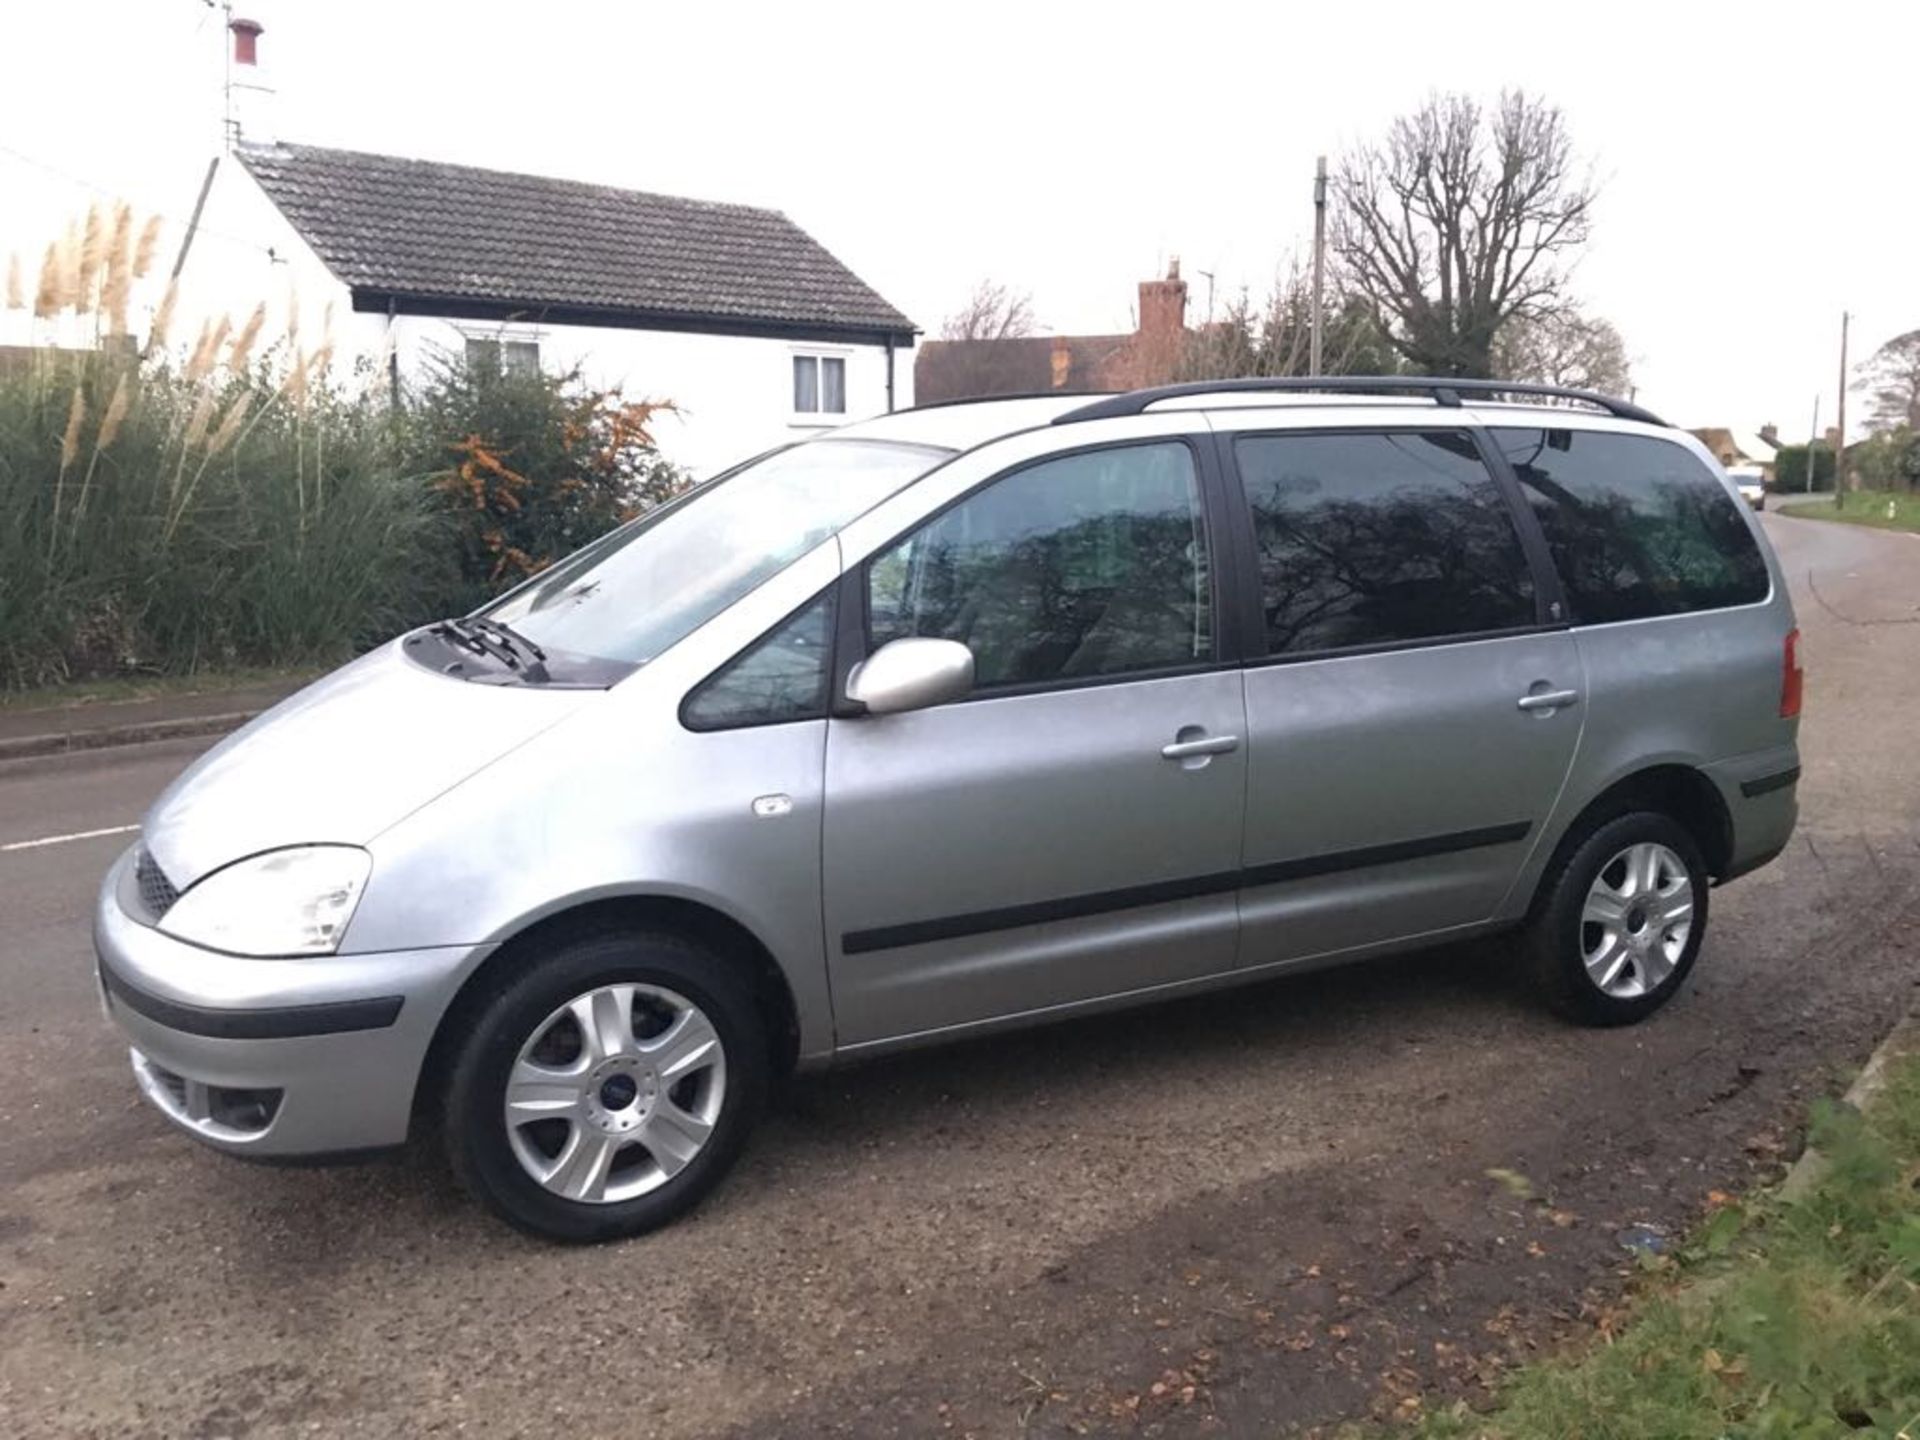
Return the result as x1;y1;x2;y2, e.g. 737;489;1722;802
1;823;139;853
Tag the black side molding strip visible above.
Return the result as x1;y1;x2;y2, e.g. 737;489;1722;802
842;868;1238;956
1240;821;1532;889
1740;765;1800;799
98;955;403;1040
841;821;1531;956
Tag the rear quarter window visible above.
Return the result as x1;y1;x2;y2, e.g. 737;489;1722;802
1492;428;1769;624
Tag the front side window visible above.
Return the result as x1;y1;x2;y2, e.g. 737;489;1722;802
682;591;835;730
483;439;945;665
867;442;1211;691
793;355;847;415
1492;428;1769;624
1235;431;1536;656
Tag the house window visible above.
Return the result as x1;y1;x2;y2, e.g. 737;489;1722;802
465;337;541;377
793;354;847;416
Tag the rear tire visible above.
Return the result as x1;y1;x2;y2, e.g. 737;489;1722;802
444;929;768;1242
1522;811;1709;1026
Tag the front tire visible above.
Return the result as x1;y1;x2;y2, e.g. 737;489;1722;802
1522;811;1709;1026
444;929;768;1242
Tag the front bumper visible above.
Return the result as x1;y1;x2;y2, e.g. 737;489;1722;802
94;847;492;1157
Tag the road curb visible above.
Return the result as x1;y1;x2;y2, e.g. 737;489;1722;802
0;709;261;763
1777;1010;1920;1202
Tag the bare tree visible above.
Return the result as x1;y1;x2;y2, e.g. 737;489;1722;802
939;280;1035;343
1336;91;1596;377
1492;306;1633;395
1859;328;1920;431
1178;262;1398;381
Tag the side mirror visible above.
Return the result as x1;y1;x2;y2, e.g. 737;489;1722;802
846;637;974;716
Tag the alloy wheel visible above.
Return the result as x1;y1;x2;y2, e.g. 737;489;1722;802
503;983;727;1204
1579;841;1695;1000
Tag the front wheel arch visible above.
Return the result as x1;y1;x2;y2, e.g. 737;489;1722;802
410;895;801;1141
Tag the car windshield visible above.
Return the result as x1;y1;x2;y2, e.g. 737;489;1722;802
480;438;949;665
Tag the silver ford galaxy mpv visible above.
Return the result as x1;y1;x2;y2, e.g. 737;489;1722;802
95;377;1803;1241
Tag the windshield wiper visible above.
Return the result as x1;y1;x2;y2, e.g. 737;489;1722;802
429;617;551;681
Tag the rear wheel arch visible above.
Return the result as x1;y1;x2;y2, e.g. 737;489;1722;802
411;894;802;1138
1533;763;1734;911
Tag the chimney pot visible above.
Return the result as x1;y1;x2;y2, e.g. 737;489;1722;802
230;17;263;67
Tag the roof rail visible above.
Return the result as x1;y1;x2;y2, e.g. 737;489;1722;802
897;389;1119;416
1050;376;1667;428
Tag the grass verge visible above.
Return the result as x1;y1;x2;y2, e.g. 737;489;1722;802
1364;1037;1920;1439
1779;490;1920;534
0;663;327;714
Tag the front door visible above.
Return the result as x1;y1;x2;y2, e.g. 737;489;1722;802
823;439;1247;1048
1221;425;1585;965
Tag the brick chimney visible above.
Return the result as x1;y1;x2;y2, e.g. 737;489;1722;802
1137;259;1187;344
1760;422;1779;446
226;16;275;145
230;16;263;66
1133;259;1188;386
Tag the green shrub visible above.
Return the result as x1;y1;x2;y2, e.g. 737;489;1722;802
398;354;686;616
1774;442;1835;493
1848;427;1920;492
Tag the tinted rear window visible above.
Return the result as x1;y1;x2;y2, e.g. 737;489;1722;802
1235;430;1536;656
1492;429;1769;624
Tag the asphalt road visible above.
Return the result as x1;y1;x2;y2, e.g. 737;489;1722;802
3;511;1917;1439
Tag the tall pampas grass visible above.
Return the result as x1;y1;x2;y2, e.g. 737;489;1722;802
76;205;104;308
33;241;60;317
69;369;135;533
180;385;216;452
5;210;443;691
228;302;266;372
48;383;86;551
101;205;134;335
132;216;162;279
58;385;85;472
95;372;132;450
204;391;252;457
145;278;179;357
186;317;229;382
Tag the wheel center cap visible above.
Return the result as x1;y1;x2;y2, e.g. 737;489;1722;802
1626;906;1649;934
599;1074;639;1110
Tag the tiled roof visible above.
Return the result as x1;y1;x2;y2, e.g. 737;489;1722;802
237;142;915;343
914;334;1132;404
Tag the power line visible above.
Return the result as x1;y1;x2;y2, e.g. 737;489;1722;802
0;142;275;260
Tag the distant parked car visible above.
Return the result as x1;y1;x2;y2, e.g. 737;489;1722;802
1729;464;1767;511
95;377;1803;1242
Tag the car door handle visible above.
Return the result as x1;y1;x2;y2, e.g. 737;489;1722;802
1161;734;1240;759
1516;689;1580;712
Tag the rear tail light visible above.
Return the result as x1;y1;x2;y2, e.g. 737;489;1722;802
1780;627;1804;718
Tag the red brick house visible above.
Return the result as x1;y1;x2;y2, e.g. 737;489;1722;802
915;262;1190;404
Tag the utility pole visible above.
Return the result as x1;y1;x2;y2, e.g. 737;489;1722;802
1309;156;1328;376
1834;311;1850;508
1805;394;1820;494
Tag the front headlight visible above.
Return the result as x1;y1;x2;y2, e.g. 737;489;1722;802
158;845;372;957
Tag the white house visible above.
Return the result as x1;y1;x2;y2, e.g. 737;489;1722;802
179;138;917;478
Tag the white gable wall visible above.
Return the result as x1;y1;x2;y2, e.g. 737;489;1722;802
390;316;910;479
175;157;389;388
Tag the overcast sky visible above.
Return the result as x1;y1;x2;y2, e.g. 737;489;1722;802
3;0;1914;433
